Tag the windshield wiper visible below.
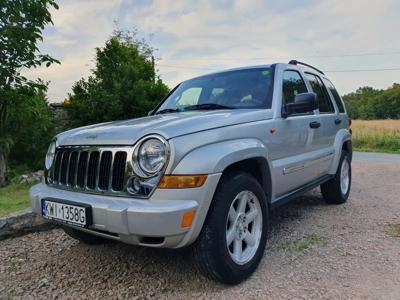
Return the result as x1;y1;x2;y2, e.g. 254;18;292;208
183;103;236;111
155;108;183;115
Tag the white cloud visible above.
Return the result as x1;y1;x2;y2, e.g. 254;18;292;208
24;0;400;102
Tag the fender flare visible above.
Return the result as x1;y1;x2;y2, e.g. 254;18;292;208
329;129;352;174
172;138;270;175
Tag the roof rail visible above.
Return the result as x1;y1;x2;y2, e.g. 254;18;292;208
288;60;325;75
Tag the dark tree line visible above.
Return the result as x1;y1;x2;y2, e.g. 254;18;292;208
342;83;400;119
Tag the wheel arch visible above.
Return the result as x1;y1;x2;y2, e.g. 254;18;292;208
220;157;272;205
329;129;352;174
172;138;273;203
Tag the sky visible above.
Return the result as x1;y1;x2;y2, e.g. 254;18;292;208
24;0;400;103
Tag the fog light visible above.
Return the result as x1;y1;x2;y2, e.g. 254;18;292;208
127;177;142;194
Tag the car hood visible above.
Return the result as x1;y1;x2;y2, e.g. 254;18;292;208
56;109;273;146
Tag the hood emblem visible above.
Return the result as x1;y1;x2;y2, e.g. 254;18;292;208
85;135;98;139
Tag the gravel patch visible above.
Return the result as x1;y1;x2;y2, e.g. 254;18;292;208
1;157;400;299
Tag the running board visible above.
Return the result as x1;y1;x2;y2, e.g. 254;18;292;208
271;174;333;209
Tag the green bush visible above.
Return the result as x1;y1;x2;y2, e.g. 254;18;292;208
69;29;169;127
6;87;55;170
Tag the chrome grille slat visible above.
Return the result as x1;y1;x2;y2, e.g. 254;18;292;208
94;150;103;190
49;147;129;196
108;150;116;190
83;150;91;188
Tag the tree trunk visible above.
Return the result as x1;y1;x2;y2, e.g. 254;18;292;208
0;151;6;187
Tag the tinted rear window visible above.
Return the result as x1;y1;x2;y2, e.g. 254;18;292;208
324;79;345;113
305;73;334;113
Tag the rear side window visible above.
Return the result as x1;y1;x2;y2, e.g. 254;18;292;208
305;73;334;113
324;79;345;113
282;70;308;105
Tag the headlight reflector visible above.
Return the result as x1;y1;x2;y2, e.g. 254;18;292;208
45;141;56;170
134;137;168;177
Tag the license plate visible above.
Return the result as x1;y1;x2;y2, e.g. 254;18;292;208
41;199;92;228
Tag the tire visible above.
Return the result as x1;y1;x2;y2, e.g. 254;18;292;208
193;172;268;284
321;150;351;204
63;226;111;245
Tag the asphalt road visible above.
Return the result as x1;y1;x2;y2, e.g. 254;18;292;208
353;151;400;165
1;152;399;299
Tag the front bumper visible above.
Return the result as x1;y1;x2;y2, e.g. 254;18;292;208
29;173;221;248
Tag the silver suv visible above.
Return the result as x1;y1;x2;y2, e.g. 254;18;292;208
30;60;352;284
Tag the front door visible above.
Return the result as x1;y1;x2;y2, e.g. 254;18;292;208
269;69;321;199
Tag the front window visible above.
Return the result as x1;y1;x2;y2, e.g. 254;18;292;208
155;68;274;114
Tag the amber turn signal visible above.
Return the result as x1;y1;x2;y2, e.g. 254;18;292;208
181;210;196;228
158;175;207;189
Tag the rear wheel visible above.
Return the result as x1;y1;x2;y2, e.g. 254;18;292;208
321;151;351;204
193;172;268;284
63;227;111;245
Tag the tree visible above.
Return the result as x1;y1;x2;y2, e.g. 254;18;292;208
6;84;55;169
342;84;400;119
0;0;59;186
69;29;169;127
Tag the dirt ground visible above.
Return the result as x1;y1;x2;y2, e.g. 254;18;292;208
1;153;399;299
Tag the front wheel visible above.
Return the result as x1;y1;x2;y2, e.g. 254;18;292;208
321;151;351;204
193;172;268;284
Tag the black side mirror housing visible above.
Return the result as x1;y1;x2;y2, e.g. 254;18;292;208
283;92;318;118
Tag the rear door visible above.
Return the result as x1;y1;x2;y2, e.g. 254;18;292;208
323;78;348;130
305;73;337;175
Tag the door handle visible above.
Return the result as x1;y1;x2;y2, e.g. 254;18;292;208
334;118;342;124
309;121;321;129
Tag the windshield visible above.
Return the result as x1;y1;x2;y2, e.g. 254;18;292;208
155;67;273;114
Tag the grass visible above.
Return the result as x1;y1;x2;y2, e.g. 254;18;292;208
351;119;400;153
0;183;32;217
277;233;328;252
384;224;400;238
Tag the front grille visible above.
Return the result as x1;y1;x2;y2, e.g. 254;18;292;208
49;147;128;193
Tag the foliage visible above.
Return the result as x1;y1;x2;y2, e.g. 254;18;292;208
343;83;400;119
69;29;169;127
0;0;59;88
6;86;55;169
0;0;59;185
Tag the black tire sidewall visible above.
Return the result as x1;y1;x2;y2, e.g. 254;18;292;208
337;151;351;200
204;172;269;283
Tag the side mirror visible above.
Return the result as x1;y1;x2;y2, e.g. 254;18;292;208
283;92;318;117
147;110;154;116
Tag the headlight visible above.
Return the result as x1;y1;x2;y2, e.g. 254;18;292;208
45;141;56;170
133;136;169;177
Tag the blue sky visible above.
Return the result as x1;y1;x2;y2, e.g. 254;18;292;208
25;0;400;102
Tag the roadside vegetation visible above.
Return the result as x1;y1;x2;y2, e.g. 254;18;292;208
351;120;400;153
0;183;31;217
277;233;328;253
343;84;400;120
